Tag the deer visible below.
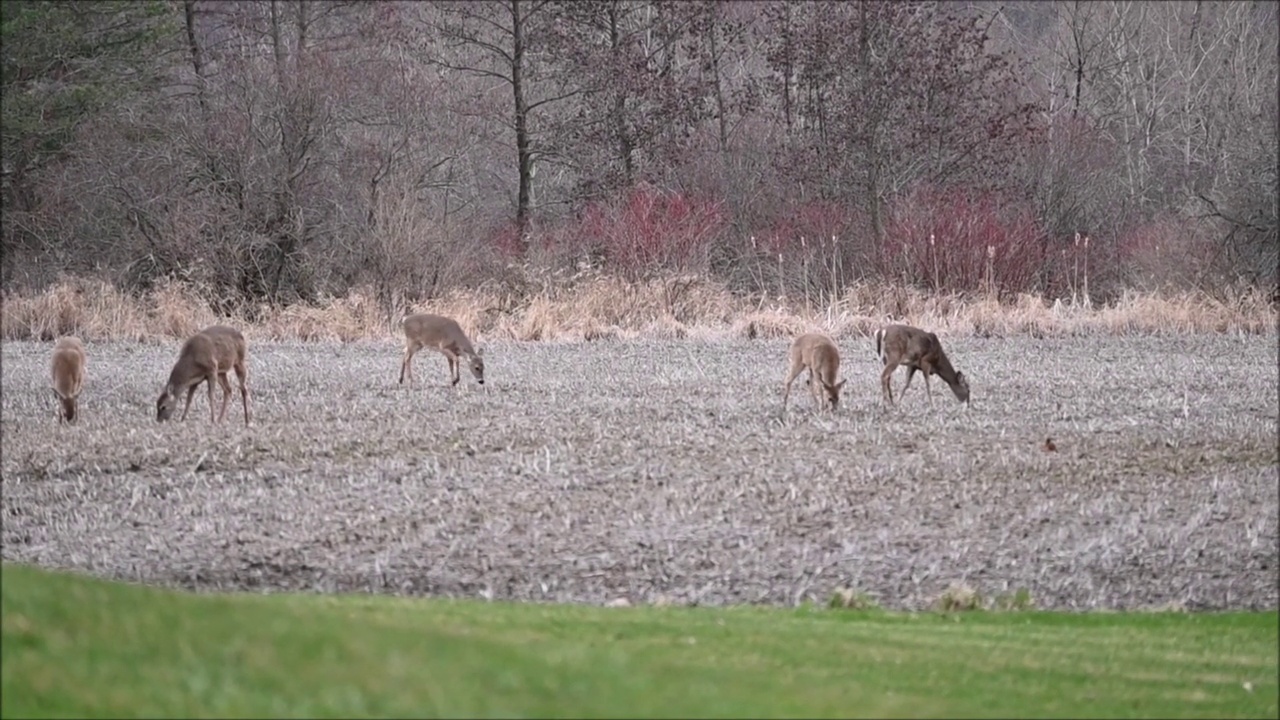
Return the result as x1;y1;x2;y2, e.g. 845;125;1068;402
398;313;485;388
50;336;86;424
782;333;847;412
156;325;251;425
874;323;970;408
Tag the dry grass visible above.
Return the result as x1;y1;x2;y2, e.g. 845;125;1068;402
2;275;1274;344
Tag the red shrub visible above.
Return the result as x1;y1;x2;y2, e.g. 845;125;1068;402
760;201;865;256
883;187;1047;297
485;220;526;259
573;183;728;278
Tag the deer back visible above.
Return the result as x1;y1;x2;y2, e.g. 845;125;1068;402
404;313;475;354
199;326;247;367
50;337;86;398
794;333;841;384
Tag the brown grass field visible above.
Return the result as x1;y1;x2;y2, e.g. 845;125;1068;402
2;315;1276;610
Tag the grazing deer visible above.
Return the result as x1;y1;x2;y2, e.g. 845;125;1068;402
156;325;251;425
50;336;86;424
399;313;485;388
782;333;847;412
875;324;970;407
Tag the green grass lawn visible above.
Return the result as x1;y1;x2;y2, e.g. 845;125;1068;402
2;563;1276;719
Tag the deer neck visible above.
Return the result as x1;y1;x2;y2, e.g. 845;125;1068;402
933;352;961;387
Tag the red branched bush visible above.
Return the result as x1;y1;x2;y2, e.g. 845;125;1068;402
575;183;727;279
760;201;864;256
486;220;526;259
751;201;872;299
884;187;1046;298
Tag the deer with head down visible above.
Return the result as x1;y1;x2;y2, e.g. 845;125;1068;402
50;336;86;424
156;325;251;425
398;313;485;388
782;333;847;412
875;323;969;408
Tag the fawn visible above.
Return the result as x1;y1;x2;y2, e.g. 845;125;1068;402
875;324;970;407
782;333;846;412
399;313;485;387
156;325;251;425
50;336;86;424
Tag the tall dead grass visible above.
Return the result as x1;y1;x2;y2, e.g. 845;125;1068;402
1;274;1274;343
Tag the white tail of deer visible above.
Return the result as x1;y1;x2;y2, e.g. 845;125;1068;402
399;313;485;387
156;325;251;425
50;336;86;424
782;333;846;412
874;324;969;407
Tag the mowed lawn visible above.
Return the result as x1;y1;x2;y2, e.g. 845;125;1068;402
2;564;1276;719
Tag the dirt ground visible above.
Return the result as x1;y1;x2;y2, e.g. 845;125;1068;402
2;332;1277;610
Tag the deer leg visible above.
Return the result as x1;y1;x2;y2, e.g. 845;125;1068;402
880;364;898;406
206;376;218;423
924;372;934;408
234;360;251;425
216;372;233;424
900;366;918;402
180;383;200;422
399;344;416;386
445;351;460;386
781;360;805;411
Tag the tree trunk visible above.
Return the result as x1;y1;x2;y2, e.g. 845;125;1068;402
608;2;634;186
511;0;532;247
182;0;209;121
709;19;729;153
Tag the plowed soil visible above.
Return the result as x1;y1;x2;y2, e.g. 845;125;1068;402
3;334;1276;610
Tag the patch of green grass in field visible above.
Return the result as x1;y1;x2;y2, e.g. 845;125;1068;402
2;564;1276;719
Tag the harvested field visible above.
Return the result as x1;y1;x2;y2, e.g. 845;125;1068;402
2;333;1277;611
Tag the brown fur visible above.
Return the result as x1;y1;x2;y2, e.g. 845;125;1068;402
875;324;970;407
156;325;251;425
50;336;86;424
399;313;485;387
782;333;846;412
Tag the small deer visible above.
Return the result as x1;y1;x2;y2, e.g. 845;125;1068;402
156;325;251;425
782;333;847;412
875;324;970;407
50;336;86;424
399;313;485;388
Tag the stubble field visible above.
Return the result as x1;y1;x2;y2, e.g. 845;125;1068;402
2;333;1277;611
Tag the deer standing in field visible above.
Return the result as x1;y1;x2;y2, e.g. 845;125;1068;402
50;336;86;424
156;325;251;425
874;324;970;408
782;333;847;412
398;313;485;388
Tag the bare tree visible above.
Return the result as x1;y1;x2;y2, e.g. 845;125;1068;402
760;1;1036;240
1;1;173;286
1028;1;1278;288
534;1;710;203
3;0;1274;303
420;0;580;249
